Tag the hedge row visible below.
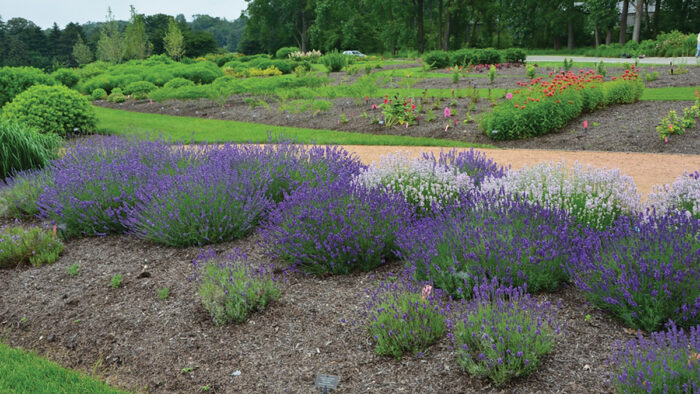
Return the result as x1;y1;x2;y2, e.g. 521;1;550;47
423;48;526;69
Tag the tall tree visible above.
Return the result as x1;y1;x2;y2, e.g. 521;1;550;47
72;35;93;65
632;0;643;42
125;6;151;59
619;0;629;44
163;17;185;59
97;8;125;62
586;0;619;46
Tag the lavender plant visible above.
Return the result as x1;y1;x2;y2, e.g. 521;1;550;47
570;212;700;331
364;278;448;359
609;322;699;393
353;152;474;215
451;278;562;386
482;161;641;230
193;249;281;325
0;168;53;218
422;148;507;187
397;191;578;299
647;171;700;219
0;226;64;268
261;180;414;275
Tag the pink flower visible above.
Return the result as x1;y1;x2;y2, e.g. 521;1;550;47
371;104;378;110
505;93;513;100
421;285;432;300
444;107;451;118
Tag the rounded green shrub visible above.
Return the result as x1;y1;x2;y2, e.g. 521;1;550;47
0;119;61;181
51;68;80;88
276;46;300;59
91;88;108;101
503;48;527;63
321;50;347;72
423;51;450;69
1;85;96;137
163;77;195;89
124;80;157;99
0;66;56;107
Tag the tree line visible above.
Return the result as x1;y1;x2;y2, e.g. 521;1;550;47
0;7;245;70
239;0;699;54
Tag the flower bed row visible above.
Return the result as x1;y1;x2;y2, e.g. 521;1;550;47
481;68;644;140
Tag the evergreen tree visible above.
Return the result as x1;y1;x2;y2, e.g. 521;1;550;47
73;35;93;65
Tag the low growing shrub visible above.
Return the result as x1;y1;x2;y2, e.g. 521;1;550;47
571;212;700;331
123;81;157;99
0;66;56;107
275;46;300;59
91;88;108;101
0;226;64;268
423;51;450;69
51;68;80;88
321;50;347;72
163;77;195;89
452;278;561;386
0;120;61;181
193;249;281;325
608;322;700;393
2;85;96;137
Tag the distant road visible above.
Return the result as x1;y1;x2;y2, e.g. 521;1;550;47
527;55;698;65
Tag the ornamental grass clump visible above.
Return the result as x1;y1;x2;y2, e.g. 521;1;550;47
127;154;271;247
570;212;700;332
0;226;64;268
364;278;448;359
609;322;699;393
451;278;561;387
647;171;699;219
0;119;61;181
193;249;282;325
353;152;474;216
422;148;507;188
482;161;641;230
261;180;414;275
397;191;577;299
38;136;189;238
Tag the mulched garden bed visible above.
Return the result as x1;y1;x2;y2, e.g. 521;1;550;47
0;227;638;393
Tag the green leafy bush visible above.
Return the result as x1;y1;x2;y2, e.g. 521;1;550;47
195;250;281;325
0;226;64;268
423;51;450;69
107;88;127;103
0;119;61;180
276;46;300;59
91;88;107;101
163;77;195;89
51;68;80;88
321;50;347;72
2;85;96;137
123;81;157;99
0;66;56;107
503;48;526;63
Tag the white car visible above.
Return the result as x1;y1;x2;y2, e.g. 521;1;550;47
343;50;366;57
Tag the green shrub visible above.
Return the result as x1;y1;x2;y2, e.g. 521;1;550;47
276;46;300;59
2;85;96;137
107;88;127;103
423;50;450;69
0;226;64;268
503;48;526;63
51;68;80;88
149;85;211;101
172;62;223;84
0;66;56;107
321;50;347;72
1;168;53;218
77;61;111;79
91;88;108;101
163;77;195;89
475;48;502;65
0;120;61;180
123;81;157;99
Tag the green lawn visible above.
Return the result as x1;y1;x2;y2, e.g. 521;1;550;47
0;343;124;393
640;86;699;101
95;106;493;148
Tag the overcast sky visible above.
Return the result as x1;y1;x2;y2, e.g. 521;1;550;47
1;0;248;29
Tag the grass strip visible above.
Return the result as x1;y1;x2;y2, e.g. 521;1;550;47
95;106;493;148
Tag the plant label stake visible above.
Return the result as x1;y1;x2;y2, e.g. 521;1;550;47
583;120;588;131
315;374;339;394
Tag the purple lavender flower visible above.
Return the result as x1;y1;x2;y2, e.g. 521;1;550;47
422;148;507;188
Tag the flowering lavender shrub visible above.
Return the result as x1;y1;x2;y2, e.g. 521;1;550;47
0;226;64;268
609;322;699;393
571;212;700;331
128;159;270;247
0;168;52;218
193;249;281;325
38;136;191;238
353;152;473;215
482;161;641;230
397;191;577;298
364;279;448;358
422;148;507;187
452;278;561;386
647;171;700;219
262;180;414;275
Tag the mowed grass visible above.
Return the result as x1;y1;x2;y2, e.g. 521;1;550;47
95;106;493;148
640;86;699;101
0;343;124;393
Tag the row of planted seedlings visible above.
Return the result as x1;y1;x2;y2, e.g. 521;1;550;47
1;137;699;392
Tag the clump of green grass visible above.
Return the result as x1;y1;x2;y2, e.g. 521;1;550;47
109;274;123;289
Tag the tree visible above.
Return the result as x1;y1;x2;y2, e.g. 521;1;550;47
619;0;629;44
163;17;184;59
125;6;151;59
97;8;125;62
586;0;618;46
632;0;643;42
73;34;93;65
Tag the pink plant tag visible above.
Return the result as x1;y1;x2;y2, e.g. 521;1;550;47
444;107;451;118
583;120;588;129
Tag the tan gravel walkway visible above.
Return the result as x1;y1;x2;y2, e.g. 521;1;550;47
343;146;700;197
